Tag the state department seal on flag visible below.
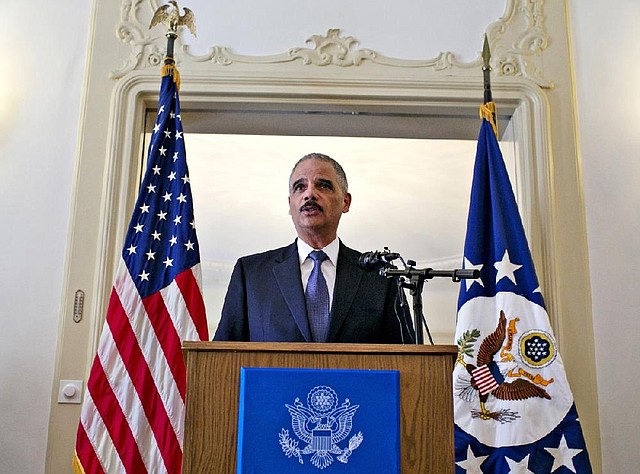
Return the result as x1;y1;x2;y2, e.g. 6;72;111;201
279;386;363;469
454;294;569;443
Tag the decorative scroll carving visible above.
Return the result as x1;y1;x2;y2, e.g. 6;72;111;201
112;1;166;77
113;0;551;87
485;0;552;87
183;29;469;71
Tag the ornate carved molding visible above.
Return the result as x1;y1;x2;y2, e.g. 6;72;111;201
485;0;551;88
182;28;471;71
113;0;551;87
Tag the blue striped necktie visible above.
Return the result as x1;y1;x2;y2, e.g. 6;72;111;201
306;250;330;342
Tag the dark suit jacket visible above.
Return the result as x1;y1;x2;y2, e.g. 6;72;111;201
213;241;414;343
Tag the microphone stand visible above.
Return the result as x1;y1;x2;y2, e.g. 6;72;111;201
382;264;479;345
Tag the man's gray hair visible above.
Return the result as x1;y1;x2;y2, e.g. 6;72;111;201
290;153;349;194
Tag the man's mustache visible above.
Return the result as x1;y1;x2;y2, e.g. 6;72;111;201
300;200;323;212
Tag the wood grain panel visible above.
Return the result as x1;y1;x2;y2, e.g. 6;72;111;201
182;342;456;473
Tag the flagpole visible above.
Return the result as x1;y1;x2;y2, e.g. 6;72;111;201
482;35;492;105
479;35;499;138
481;35;498;136
165;31;177;65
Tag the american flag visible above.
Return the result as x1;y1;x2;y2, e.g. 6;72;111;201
470;364;502;396
73;68;209;474
453;110;591;473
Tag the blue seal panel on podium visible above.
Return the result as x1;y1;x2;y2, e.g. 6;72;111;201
237;367;400;473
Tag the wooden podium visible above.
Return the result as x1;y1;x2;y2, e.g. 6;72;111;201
182;342;456;473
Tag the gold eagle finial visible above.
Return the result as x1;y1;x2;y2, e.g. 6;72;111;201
150;1;196;37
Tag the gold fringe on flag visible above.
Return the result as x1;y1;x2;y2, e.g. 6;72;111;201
161;63;181;91
72;450;86;474
479;101;498;137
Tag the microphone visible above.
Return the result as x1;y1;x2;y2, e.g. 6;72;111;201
358;250;400;272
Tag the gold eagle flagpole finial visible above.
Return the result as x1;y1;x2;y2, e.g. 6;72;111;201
149;1;197;88
150;1;196;38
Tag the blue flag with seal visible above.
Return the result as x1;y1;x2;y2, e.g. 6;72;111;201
453;106;592;473
237;368;400;473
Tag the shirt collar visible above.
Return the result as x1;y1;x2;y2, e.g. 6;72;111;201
296;237;340;265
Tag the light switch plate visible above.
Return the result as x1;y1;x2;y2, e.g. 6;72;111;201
58;380;83;404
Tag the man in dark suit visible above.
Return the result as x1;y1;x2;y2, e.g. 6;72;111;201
213;153;414;343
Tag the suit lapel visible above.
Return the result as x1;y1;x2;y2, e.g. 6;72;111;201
273;242;312;342
326;243;363;342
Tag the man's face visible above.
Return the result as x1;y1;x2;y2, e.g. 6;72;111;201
288;158;351;244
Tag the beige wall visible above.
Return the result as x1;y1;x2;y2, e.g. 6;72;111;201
0;1;91;472
568;2;640;472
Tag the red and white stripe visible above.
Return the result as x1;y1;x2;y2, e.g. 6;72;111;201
471;364;500;395
74;258;208;474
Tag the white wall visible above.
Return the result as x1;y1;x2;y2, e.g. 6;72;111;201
568;2;640;472
0;2;90;472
